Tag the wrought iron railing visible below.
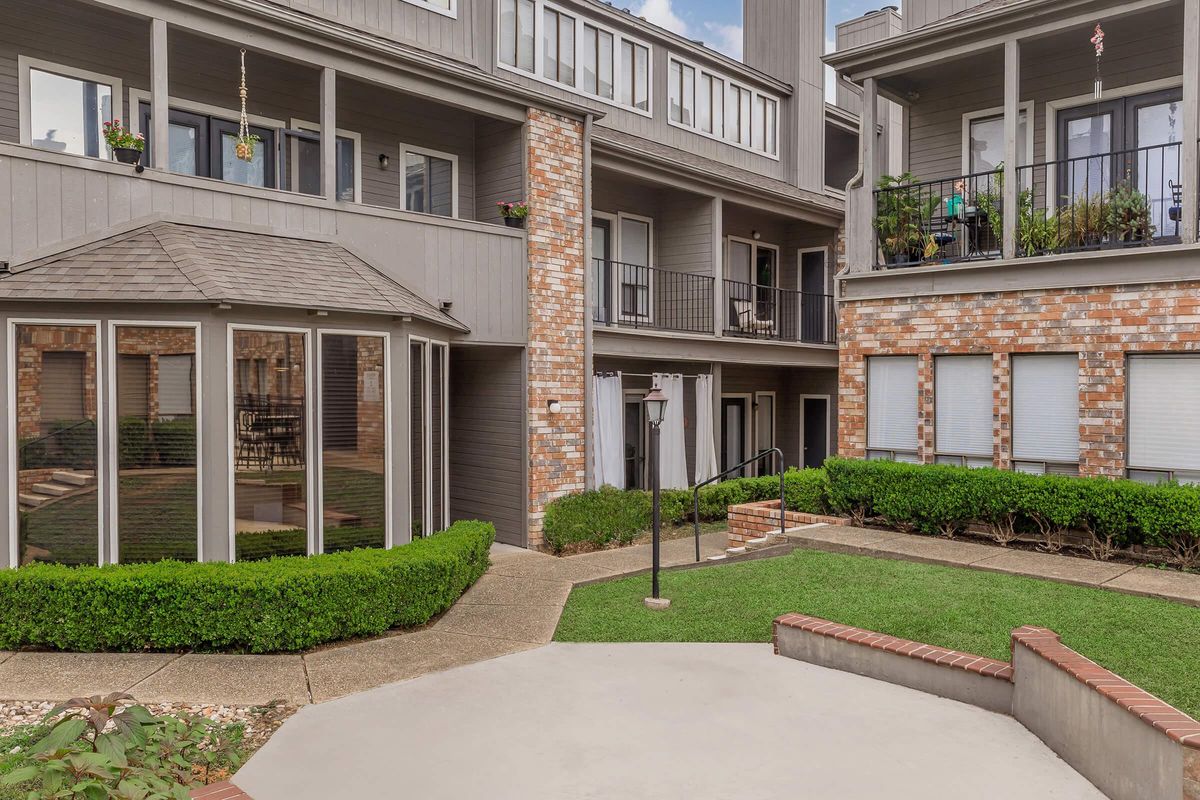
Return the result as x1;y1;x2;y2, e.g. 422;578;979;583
873;170;1002;269
723;279;835;345
592;259;715;335
1015;141;1183;257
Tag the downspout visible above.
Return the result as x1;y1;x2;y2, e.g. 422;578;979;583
582;113;595;490
839;75;866;282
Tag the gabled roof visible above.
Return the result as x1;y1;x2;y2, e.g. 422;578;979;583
0;222;468;331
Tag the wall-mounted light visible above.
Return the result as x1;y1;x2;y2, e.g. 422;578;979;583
752;230;762;241
547;399;563;414
378;153;390;169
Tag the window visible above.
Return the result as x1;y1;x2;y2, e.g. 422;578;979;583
542;7;575;85
668;60;696;127
499;0;536;72
136;98;277;188
401;145;457;217
667;55;777;156
963;105;1031;174
1011;354;1079;476
20;58;121;158
13;324;100;566
867;356;919;462
410;338;449;537
617;215;651;320
934;356;993;467
1127;355;1200;484
402;0;455;16
113;326;199;564
582;24;614;100
320;333;388;553
620;40;649;112
290;120;361;202
231;328;308;561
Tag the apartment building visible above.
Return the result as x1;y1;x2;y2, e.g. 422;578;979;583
829;0;1200;481
0;0;851;567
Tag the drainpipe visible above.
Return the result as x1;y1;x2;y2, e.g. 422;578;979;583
839;76;866;284
582;113;595;490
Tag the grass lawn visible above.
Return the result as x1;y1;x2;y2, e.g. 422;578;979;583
555;549;1200;719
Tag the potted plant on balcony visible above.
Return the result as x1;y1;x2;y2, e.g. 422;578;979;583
497;200;529;229
874;173;937;268
1061;193;1106;250
1015;189;1062;257
1105;180;1155;246
102;120;144;165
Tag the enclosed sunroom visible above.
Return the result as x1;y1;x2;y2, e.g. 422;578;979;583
0;221;466;568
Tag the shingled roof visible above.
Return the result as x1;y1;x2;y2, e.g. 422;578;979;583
0;222;468;331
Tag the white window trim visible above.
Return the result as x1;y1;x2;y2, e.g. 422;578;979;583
725;236;780;333
407;335;450;539
960;101;1034;175
316;329;392;551
495;0;654;118
18;56;124;156
797;394;832;470
604;210;655;324
226;324;315;562
667;52;780;160
753;390;776;476
7;318;105;569
721;393;754;476
290;118;363;203
400;0;457;18
106;321;203;565
399;143;460;219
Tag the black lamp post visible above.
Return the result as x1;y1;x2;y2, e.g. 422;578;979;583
643;385;669;608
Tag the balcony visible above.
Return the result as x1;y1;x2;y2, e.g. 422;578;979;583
722;279;836;345
593;260;715;335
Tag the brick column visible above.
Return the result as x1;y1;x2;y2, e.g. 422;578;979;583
1080;349;1125;477
837;306;866;457
525;108;586;547
916;352;935;463
993;352;1011;469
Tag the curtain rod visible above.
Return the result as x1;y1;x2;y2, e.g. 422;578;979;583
593;371;711;379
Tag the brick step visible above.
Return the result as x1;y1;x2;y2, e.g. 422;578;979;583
31;482;74;497
52;470;94;486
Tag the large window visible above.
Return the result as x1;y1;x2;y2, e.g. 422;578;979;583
669;55;777;156
320;333;388;553
12;323;100;566
1011;354;1079;476
410;338;448;538
668;59;695;126
290;120;361;202
231;328;309;561
113;325;199;564
1127;355;1200;484
866;356;919;462
401;145;457;217
136;97;277;188
20;58;121;159
934;356;993;468
498;0;651;113
963;105;1031;174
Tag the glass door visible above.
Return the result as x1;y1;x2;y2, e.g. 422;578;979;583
618;216;651;324
721;397;749;477
1128;90;1183;239
1058;101;1120;204
592;218;613;324
753;245;778;334
623;394;645;489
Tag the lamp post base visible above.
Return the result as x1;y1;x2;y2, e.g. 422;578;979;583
643;597;672;610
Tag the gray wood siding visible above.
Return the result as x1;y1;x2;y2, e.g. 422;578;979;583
902;0;986;31
658;195;714;276
449;344;526;545
474;117;525;223
722;363;838;469
0;147;527;344
264;0;478;62
834;10;902;116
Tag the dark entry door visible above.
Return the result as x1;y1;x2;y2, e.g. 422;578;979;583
802;397;829;469
623;395;645;489
721;397;749;477
592;218;613;324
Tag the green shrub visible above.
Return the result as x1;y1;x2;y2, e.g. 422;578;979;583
152;417;197;466
0;520;493;653
118;416;152;468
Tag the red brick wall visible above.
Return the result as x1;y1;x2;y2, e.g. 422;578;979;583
14;324;98;440
838;281;1200;476
525;108;586;547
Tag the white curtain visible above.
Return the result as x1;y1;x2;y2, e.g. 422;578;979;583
591;373;625;489
694;373;718;485
654;373;689;490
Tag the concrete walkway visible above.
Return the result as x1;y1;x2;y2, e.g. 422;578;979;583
235;643;1106;800
0;532;731;707
785;524;1200;607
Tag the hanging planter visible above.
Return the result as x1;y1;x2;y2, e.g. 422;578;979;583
234;49;257;163
497;200;529;228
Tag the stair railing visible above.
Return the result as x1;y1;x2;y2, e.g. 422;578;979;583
690;447;785;562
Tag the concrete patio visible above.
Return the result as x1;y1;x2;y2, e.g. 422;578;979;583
234;643;1107;800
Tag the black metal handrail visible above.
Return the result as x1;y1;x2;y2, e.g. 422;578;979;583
723;280;835;344
690;447;784;563
873;169;1002;269
593;259;714;335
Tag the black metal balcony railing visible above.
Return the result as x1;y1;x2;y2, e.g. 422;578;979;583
873;170;1003;269
1015;141;1183;257
592;259;715;335
723;279;836;345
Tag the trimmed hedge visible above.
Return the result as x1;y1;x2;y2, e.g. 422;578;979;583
0;520;494;653
542;469;828;554
823;458;1200;565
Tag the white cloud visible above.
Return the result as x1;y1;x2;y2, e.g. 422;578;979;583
631;0;743;60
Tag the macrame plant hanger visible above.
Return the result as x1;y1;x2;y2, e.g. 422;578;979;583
235;49;254;162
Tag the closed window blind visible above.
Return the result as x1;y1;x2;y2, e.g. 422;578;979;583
1012;354;1080;464
867;356;918;453
1128;356;1200;470
157;354;194;417
935;356;992;458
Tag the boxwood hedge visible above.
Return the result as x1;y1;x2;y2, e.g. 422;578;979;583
0;520;494;654
542;468;828;554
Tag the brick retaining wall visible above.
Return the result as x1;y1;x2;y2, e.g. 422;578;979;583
727;500;850;547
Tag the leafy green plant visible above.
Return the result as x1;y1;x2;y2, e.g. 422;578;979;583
873;173;940;264
118;417;151;469
1;692;242;799
1015;189;1063;256
1060;193;1107;249
1105;180;1155;243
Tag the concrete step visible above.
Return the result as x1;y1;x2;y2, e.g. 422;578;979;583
725;546;748;555
706;554;729;561
18;493;50;508
52;471;94;486
31;482;73;497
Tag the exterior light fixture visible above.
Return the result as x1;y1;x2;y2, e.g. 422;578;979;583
752;230;762;240
378;153;390;169
547;399;563;414
643;385;668;429
643;384;670;609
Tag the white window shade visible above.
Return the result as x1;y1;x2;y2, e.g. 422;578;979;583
935;356;992;458
158;354;194;417
1012;354;1079;463
867;356;918;453
1129;356;1200;470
